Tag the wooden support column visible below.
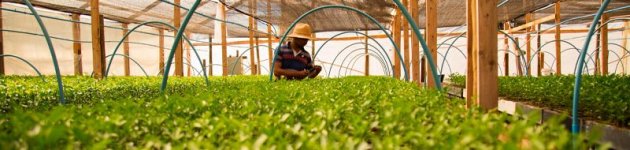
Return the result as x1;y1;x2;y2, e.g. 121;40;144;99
174;0;184;76
221;3;228;76
402;0;410;79
595;30;601;75
503;22;510;76
91;0;106;79
72;13;83;76
512;38;522;76
554;1;562;75
537;24;542;76
426;0;438;87
159;29;165;74
122;23;130;76
364;29;369;76
0;0;3;75
202;59;207;75
248;0;256;75
525;13;532;76
267;0;273;69
208;37;213;76
468;0;498;110
600;0;612;75
465;0;477;107
411;0;420;85
540;53;545;75
254;0;261;75
393;8;402;79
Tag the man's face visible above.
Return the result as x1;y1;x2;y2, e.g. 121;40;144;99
292;38;309;47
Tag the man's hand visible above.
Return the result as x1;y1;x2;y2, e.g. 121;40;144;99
297;69;309;76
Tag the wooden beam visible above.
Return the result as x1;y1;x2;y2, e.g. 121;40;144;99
72;14;83;76
403;0;410;80
91;0;105;79
159;29;165;74
174;0;184;76
504;53;509;76
0;0;4;75
221;3;228;76
122;23;130;76
393;8;402;79
411;0;420;85
512;37;522;76
595;29;601;75
539;52;545;76
426;0;438;88
254;0;260;75
202;59;207;76
249;0;256;75
465;0;477;108
506;14;555;33
364;29;369;76
601;8;609;75
473;0;498;110
555;2;562;75
127;0;161;20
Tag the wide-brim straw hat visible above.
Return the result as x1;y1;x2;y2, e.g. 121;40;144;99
287;23;313;40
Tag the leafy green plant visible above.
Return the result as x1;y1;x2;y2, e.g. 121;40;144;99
0;76;604;149
448;74;630;128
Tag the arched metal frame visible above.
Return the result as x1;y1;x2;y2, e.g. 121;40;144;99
340;51;391;77
107;21;209;89
312;31;393;72
344;53;390;76
161;0;203;91
438;42;467;74
331;47;392;77
229;45;272;75
22;0;66;103
105;54;149;77
0;54;45;81
326;42;392;77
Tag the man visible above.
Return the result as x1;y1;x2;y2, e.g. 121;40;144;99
273;23;322;80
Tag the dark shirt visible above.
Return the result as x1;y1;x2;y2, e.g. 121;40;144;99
275;44;312;71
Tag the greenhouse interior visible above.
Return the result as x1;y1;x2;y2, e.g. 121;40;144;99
1;0;630;149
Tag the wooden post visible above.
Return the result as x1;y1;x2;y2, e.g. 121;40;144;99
208;37;213;76
512;38;522;76
174;0;184;76
202;59;207;75
267;0;273;69
364;29;369;76
503;22;510;76
0;0;3;75
122;23;130;76
91;0;106;79
411;0;420;85
525;13;532;76
600;4;609;75
420;57;426;83
185;32;191;76
72;13;83;76
426;0;438;88
555;1;562;75
540;52;545;75
466;0;477;107
537;24;542;76
393;8;401;79
248;0;256;75
472;0;498;110
402;0;410;79
595;30;601;75
254;0;261;75
159;29;165;74
221;3;228;76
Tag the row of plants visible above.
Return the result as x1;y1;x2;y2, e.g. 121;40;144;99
0;76;209;112
0;76;604;149
448;74;630;128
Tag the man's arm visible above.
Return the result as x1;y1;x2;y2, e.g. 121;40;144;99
273;61;308;79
